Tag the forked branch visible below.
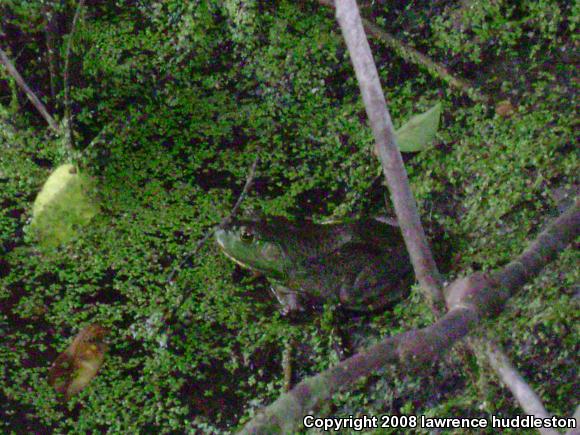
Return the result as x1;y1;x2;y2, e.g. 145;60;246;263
238;198;578;433
237;0;578;431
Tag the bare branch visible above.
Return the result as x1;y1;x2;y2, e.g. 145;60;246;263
0;47;60;133
565;405;580;435
446;200;579;314
238;200;579;433
82;113;135;155
282;337;294;392
238;1;576;431
334;0;446;315
222;155;261;226
239;309;475;434
42;1;60;104
316;0;491;104
63;0;86;149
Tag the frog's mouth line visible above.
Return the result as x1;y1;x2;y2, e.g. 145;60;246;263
215;235;247;266
219;247;253;270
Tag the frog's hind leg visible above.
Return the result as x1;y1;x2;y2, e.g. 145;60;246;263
339;255;412;312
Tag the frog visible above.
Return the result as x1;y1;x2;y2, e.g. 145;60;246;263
214;217;412;315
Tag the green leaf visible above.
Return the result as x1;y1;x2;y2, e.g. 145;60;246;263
395;102;442;152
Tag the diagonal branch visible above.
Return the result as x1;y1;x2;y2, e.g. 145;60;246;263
0;47;61;133
316;0;491;104
335;0;445;315
161;155;260;329
238;1;575;432
166;155;260;285
63;0;86;150
477;338;559;435
565;405;580;435
42;0;60;105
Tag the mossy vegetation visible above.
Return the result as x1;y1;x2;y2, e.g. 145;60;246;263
0;0;577;433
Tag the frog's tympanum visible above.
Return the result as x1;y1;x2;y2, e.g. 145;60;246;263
215;217;412;314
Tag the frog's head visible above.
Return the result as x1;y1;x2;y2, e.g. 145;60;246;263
215;220;292;280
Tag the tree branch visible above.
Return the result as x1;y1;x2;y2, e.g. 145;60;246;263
63;0;86;150
238;200;579;433
82;113;136;156
334;0;446;315
162;155;260;326
42;0;61;105
565;405;580;435
238;0;578;431
316;0;491;104
0;47;61;133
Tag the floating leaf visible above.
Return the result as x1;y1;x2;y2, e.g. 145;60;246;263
29;163;99;248
48;324;108;400
395;102;442;152
495;99;515;118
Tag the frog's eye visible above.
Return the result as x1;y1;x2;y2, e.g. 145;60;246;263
240;226;254;243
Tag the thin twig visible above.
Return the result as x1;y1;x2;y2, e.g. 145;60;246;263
282;337;294;392
163;155;260;324
565;405;580;435
83;113;134;155
77;112;142;170
317;0;491;104
0;47;61;133
63;0;86;150
42;1;60;104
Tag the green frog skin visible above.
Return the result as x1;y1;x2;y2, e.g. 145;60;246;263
215;217;412;314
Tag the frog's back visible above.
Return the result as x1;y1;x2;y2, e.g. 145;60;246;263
343;219;404;252
254;217;407;267
284;219;411;311
284;218;403;255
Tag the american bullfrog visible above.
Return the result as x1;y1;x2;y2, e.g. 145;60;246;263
215;217;412;314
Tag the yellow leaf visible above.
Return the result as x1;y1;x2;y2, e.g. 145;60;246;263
29;164;99;248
